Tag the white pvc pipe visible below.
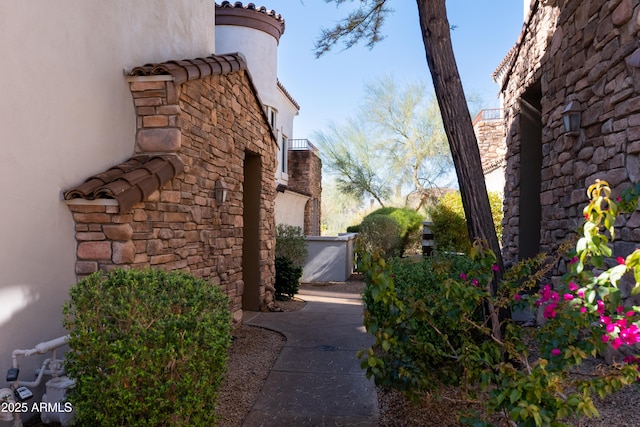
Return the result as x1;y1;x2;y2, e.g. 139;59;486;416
11;335;69;369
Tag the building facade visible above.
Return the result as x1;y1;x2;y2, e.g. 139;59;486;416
496;0;640;265
0;1;321;410
215;2;322;236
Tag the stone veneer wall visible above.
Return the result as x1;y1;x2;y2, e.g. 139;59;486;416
67;71;277;321
287;150;322;235
475;119;507;175
501;0;640;269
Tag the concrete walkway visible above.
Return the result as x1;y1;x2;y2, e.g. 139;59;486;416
242;288;378;426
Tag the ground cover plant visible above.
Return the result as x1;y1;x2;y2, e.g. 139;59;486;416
359;180;640;426
63;269;232;426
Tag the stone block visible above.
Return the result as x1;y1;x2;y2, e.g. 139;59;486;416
103;224;134;241
77;241;111;260
112;241;136;264
146;239;165;256
75;232;106;241
76;261;98;275
142;115;169;128
73;213;111;224
136;128;181;153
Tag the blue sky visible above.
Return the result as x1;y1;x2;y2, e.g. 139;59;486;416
273;1;525;140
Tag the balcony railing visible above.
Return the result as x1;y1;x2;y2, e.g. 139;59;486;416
472;108;503;126
288;139;319;154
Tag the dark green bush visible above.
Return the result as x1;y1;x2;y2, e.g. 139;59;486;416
356;207;424;258
346;224;360;233
275;225;307;299
357;214;403;259
275;224;308;267
275;256;303;300
63;268;232;426
360;253;481;393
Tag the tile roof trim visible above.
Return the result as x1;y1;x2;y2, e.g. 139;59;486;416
277;79;300;111
63;155;184;213
127;52;278;145
129;53;248;85
216;2;285;42
492;0;540;91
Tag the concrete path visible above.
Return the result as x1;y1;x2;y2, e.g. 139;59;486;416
242;288;378;426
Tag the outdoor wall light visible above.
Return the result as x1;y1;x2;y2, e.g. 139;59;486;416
562;101;581;135
215;179;228;204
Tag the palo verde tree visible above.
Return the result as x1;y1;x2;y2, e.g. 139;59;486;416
315;0;505;340
316;75;454;208
315;0;503;276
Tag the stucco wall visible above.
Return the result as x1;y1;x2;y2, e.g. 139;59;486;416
0;0;214;404
216;25;279;110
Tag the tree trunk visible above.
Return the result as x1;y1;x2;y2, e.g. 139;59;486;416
415;0;504;279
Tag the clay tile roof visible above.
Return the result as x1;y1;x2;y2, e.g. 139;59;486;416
277;79;300;111
64;155;184;213
217;1;284;23
216;2;285;41
129;53;248;84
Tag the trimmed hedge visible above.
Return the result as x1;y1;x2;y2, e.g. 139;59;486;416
356;207;425;258
63;268;232;426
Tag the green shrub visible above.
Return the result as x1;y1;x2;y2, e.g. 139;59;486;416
275;224;308;267
428;191;503;253
360;253;481;393
357;214;403;259
275;224;307;299
63;268;232;426
356;207;424;258
275;256;303;300
360;180;640;425
346;224;360;233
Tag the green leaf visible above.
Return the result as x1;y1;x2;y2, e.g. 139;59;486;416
509;388;522;404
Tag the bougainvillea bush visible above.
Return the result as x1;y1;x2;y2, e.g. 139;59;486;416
359;180;640;426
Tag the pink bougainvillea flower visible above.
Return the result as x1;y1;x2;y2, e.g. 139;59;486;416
616;196;622;202
568;282;579;291
514;294;522;301
471;278;479;286
626;311;636;317
459;273;467;280
551;348;562;356
617;306;625;314
580;307;587;313
578;290;585;298
563;294;574;301
543;303;558;319
569;256;579;264
617;257;626;265
612;337;623;350
602;335;610;343
492;264;499;272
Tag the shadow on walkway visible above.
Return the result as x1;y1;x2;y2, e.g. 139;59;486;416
243;288;378;426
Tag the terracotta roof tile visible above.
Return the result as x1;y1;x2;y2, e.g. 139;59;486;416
64;155;184;213
129;54;247;84
217;1;284;23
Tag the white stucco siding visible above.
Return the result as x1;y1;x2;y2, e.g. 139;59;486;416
275;191;310;231
0;0;215;402
485;167;506;194
215;25;279;108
